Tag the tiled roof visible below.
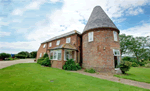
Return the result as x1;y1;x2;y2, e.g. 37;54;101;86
49;43;77;50
42;30;81;44
83;6;119;33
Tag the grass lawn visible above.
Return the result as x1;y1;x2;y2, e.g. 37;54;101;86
114;67;150;83
0;63;149;91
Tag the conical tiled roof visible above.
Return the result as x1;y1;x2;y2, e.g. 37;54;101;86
83;6;119;33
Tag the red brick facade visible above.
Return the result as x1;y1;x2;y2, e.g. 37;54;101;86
36;32;81;69
82;28;120;72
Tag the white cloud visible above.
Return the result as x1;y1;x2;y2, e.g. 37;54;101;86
121;23;150;37
26;0;150;42
0;41;41;54
0;31;11;37
4;0;150;54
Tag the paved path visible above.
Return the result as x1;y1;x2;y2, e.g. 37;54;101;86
0;59;35;69
72;70;150;90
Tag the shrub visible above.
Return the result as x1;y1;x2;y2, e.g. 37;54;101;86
41;57;51;67
15;54;26;59
131;62;139;67
122;56;131;61
119;61;132;74
63;59;81;71
138;62;146;66
37;57;44;65
84;68;96;73
145;63;150;68
43;53;48;58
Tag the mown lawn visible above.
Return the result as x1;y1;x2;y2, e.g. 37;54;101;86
114;67;150;83
0;63;149;91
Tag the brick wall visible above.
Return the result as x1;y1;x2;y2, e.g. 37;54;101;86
82;28;120;72
36;33;81;69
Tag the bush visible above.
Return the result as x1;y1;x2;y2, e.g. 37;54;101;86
138;62;147;66
15;54;26;59
119;61;132;74
131;62;139;67
63;59;81;71
43;53;48;58
41;57;51;67
37;57;44;65
122;56;131;61
84;68;96;73
145;63;150;68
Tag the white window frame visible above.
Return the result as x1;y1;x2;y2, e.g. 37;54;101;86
49;43;52;47
113;31;118;41
113;49;120;56
56;40;60;45
66;37;71;43
64;50;74;61
39;53;42;57
88;32;93;42
43;44;46;48
50;50;61;60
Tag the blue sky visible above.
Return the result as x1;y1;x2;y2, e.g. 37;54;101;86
0;0;150;54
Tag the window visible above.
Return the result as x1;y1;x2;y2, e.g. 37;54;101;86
66;37;71;43
49;43;52;47
56;40;60;45
39;53;42;57
43;44;46;48
88;32;93;42
50;50;61;60
113;49;120;56
64;50;73;61
113;31;118;41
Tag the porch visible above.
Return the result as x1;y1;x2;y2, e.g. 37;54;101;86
48;43;78;69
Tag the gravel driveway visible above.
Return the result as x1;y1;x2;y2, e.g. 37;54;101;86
0;59;35;69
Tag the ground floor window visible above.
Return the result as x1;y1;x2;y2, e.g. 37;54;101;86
113;49;120;68
64;49;75;61
50;50;61;60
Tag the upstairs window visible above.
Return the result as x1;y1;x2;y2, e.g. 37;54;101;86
39;53;42;57
66;37;71;43
113;31;118;41
88;32;93;42
56;40;60;45
43;44;46;48
49;43;52;47
113;49;120;56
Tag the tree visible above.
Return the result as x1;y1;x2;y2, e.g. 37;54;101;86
119;34;150;62
119;34;133;55
0;53;11;60
30;51;37;58
17;51;31;58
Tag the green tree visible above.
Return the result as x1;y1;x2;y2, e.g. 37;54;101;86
119;34;133;55
17;51;31;58
30;51;37;58
0;53;11;60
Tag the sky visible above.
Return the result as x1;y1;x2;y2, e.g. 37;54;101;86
0;0;150;54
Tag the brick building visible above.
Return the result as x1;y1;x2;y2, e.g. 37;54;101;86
37;6;121;72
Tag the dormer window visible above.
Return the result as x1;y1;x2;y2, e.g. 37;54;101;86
43;44;46;48
88;32;93;42
66;37;71;43
56;40;60;45
113;31;118;41
49;43;52;47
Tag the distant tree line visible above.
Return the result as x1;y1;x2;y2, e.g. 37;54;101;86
119;34;150;62
0;51;37;60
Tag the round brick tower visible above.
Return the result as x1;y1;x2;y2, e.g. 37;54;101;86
82;6;120;72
